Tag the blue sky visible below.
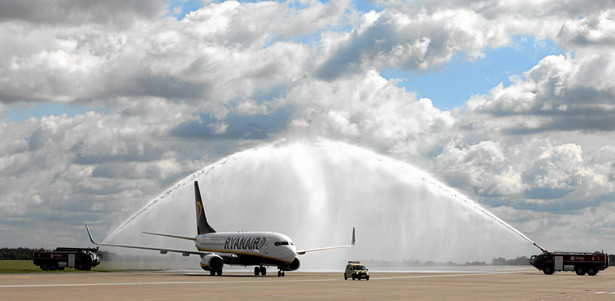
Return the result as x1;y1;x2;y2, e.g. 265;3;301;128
382;36;565;110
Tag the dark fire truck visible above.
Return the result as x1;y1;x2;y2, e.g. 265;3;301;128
33;247;101;271
530;251;608;276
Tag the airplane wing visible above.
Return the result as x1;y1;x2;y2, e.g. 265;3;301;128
296;227;355;255
85;224;207;256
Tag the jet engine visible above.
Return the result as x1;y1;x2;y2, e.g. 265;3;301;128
200;254;223;271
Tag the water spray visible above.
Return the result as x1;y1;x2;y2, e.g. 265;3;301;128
460;195;548;253
419;173;549;254
103;139;549;265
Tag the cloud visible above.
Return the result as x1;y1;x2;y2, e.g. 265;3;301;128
284;70;455;156
434;140;525;197
557;10;615;49
0;1;325;105
315;8;508;80
465;52;615;134
0;0;166;27
171;109;291;140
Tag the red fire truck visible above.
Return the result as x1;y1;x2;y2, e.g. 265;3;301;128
530;251;608;275
33;247;101;271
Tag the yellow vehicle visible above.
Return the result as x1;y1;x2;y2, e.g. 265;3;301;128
344;261;369;280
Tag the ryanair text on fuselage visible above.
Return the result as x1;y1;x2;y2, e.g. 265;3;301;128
224;236;267;250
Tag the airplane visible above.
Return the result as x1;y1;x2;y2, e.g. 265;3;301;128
86;181;355;277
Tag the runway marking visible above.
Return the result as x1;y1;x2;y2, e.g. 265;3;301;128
528;290;615;300
0;271;520;289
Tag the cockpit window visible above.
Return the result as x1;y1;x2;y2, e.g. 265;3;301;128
274;241;290;246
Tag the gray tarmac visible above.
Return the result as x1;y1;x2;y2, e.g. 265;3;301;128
2;267;615;300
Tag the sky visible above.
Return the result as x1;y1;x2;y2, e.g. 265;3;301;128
1;0;615;259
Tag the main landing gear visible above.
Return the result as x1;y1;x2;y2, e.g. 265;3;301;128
253;266;285;277
254;266;267;276
209;270;222;276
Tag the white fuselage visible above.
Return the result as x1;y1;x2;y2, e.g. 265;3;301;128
195;232;297;265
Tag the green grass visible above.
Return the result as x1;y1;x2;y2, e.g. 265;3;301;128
0;260;163;273
0;260;42;273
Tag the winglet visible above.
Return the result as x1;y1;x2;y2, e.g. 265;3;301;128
85;224;99;245
295;227;356;255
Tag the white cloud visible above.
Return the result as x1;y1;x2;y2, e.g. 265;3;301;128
465;51;615;134
434;140;526;196
284;70;454;156
315;7;510;79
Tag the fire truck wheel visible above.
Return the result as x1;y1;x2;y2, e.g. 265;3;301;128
58;267;65;271
76;264;83;271
41;264;48;271
543;266;554;275
49;264;58;271
575;267;586;276
587;268;598;276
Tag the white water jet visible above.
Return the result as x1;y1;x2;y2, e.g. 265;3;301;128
102;139;536;270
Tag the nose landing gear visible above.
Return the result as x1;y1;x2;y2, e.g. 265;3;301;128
277;270;285;277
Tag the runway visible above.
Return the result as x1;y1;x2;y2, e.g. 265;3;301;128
2;267;615;300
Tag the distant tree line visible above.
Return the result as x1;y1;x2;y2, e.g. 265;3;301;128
0;248;39;260
491;256;530;265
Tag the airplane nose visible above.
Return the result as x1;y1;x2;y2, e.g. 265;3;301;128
285;246;296;260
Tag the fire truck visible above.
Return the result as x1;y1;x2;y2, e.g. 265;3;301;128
530;251;608;276
33;247;101;271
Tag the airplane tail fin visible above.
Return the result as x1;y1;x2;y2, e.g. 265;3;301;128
194;181;216;235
